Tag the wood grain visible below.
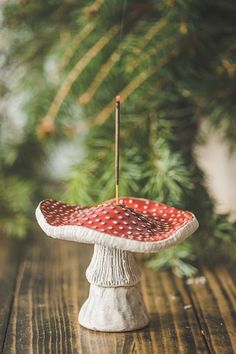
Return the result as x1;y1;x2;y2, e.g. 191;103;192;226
140;269;208;354
186;266;236;354
2;236;91;354
0;237;22;352
1;235;235;354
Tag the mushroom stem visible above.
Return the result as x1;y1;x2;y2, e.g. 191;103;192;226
86;244;141;287
79;244;149;332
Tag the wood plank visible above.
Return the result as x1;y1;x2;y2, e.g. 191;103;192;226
3;236;91;354
140;269;209;354
186;266;236;354
3;235;209;354
0;237;22;352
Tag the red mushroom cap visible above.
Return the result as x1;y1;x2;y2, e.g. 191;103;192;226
35;197;198;253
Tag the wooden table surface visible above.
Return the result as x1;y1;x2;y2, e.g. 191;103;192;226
0;235;235;354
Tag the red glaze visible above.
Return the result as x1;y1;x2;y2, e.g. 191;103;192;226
40;198;194;243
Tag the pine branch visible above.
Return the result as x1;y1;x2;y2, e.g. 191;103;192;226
79;29;174;106
38;25;119;134
2;0;236;276
79;51;121;105
94;56;172;124
59;23;95;72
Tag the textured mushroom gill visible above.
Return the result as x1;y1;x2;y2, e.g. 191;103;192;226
39;198;193;242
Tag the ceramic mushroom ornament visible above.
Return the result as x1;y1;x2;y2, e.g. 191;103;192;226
35;96;199;332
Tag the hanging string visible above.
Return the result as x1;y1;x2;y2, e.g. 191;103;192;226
118;0;128;64
115;0;127;205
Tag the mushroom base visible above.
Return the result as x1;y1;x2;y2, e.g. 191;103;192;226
78;244;149;332
79;283;149;332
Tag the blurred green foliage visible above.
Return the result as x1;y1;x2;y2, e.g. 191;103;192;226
1;0;236;275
